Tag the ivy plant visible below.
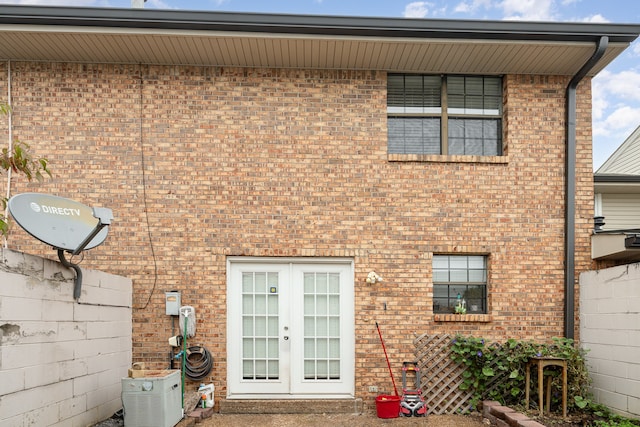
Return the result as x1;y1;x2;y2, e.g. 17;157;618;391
450;335;591;413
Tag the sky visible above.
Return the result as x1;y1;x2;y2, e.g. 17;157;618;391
1;0;639;170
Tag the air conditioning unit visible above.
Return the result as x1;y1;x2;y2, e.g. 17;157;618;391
122;370;182;427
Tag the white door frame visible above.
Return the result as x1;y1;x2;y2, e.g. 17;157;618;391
227;257;354;399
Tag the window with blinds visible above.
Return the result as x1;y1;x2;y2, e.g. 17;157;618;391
432;255;488;314
388;74;503;156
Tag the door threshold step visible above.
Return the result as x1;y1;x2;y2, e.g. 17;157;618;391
219;398;363;414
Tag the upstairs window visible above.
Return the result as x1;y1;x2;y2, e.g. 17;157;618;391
388;75;502;156
433;255;488;314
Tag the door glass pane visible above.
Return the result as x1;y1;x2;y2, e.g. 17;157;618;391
267;316;278;335
243;316;253;336
268;295;278;314
304;295;315;315
328;273;340;293
328;295;340;315
255;295;266;315
304;360;315;379
255;273;266;292
243;360;253;378
329;361;340;379
316;317;328;336
329;317;340;335
317;339;328;358
329;338;340;358
268;338;279;358
242;271;279;381
243;338;253;358
268;360;279;379
304;338;315;358
316;295;328;315
316;274;328;293
304;317;315;335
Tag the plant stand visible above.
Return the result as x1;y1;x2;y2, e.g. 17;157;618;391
524;356;567;418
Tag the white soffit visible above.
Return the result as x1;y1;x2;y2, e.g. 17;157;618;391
0;25;629;75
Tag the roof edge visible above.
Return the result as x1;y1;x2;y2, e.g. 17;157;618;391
594;174;640;182
1;5;639;43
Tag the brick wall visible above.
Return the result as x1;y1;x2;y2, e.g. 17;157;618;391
0;248;132;426
0;62;594;402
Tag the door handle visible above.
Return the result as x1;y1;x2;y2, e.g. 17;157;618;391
284;336;289;340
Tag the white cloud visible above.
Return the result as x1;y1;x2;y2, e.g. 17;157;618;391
580;13;609;23
403;1;433;18
454;2;471;13
146;0;171;7
453;0;494;14
594;105;640;136
593;69;640;132
596;70;640;102
500;0;555;21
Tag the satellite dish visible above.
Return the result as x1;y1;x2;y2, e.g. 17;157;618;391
8;193;110;252
8;193;113;299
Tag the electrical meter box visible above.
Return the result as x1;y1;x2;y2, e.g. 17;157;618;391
165;291;181;316
122;370;182;427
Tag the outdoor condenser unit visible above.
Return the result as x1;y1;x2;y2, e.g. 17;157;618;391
121;370;182;427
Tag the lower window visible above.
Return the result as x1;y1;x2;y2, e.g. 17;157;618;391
433;255;487;314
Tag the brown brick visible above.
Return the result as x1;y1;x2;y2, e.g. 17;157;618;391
0;63;594;398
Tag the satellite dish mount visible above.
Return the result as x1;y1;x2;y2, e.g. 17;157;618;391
8;193;114;300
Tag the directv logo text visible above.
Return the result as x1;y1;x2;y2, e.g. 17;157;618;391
30;202;81;216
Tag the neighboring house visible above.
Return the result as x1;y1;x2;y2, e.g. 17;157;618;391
1;5;639;413
593;125;640;264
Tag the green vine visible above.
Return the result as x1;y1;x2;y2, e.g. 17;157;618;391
450;335;591;413
1;103;52;236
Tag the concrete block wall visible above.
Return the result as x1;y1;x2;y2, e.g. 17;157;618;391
580;264;640;419
0;248;132;426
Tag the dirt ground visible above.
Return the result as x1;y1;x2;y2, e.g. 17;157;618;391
197;413;488;427
94;412;488;427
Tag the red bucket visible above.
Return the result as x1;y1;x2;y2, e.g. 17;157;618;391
375;394;400;418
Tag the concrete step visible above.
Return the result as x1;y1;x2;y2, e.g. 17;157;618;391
219;399;364;414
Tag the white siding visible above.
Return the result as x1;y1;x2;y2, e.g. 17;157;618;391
601;193;640;230
598;126;640;175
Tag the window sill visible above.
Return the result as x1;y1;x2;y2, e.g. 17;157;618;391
388;154;508;164
434;314;492;322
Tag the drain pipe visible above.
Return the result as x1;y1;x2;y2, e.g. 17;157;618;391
564;35;608;339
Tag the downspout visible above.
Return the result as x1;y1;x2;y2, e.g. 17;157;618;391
564;35;608;339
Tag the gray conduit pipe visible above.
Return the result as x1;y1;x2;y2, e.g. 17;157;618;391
564;35;608;339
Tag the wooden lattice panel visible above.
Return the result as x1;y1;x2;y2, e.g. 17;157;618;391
413;333;475;415
413;334;513;415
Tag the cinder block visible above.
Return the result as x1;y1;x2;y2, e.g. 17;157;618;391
42;299;74;322
0;368;25;395
0;295;43;321
24;362;61;388
2;248;44;273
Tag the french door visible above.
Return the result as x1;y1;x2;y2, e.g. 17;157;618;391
227;258;354;398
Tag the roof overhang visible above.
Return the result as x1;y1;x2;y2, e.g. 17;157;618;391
594;174;640;194
0;6;639;74
592;233;640;262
